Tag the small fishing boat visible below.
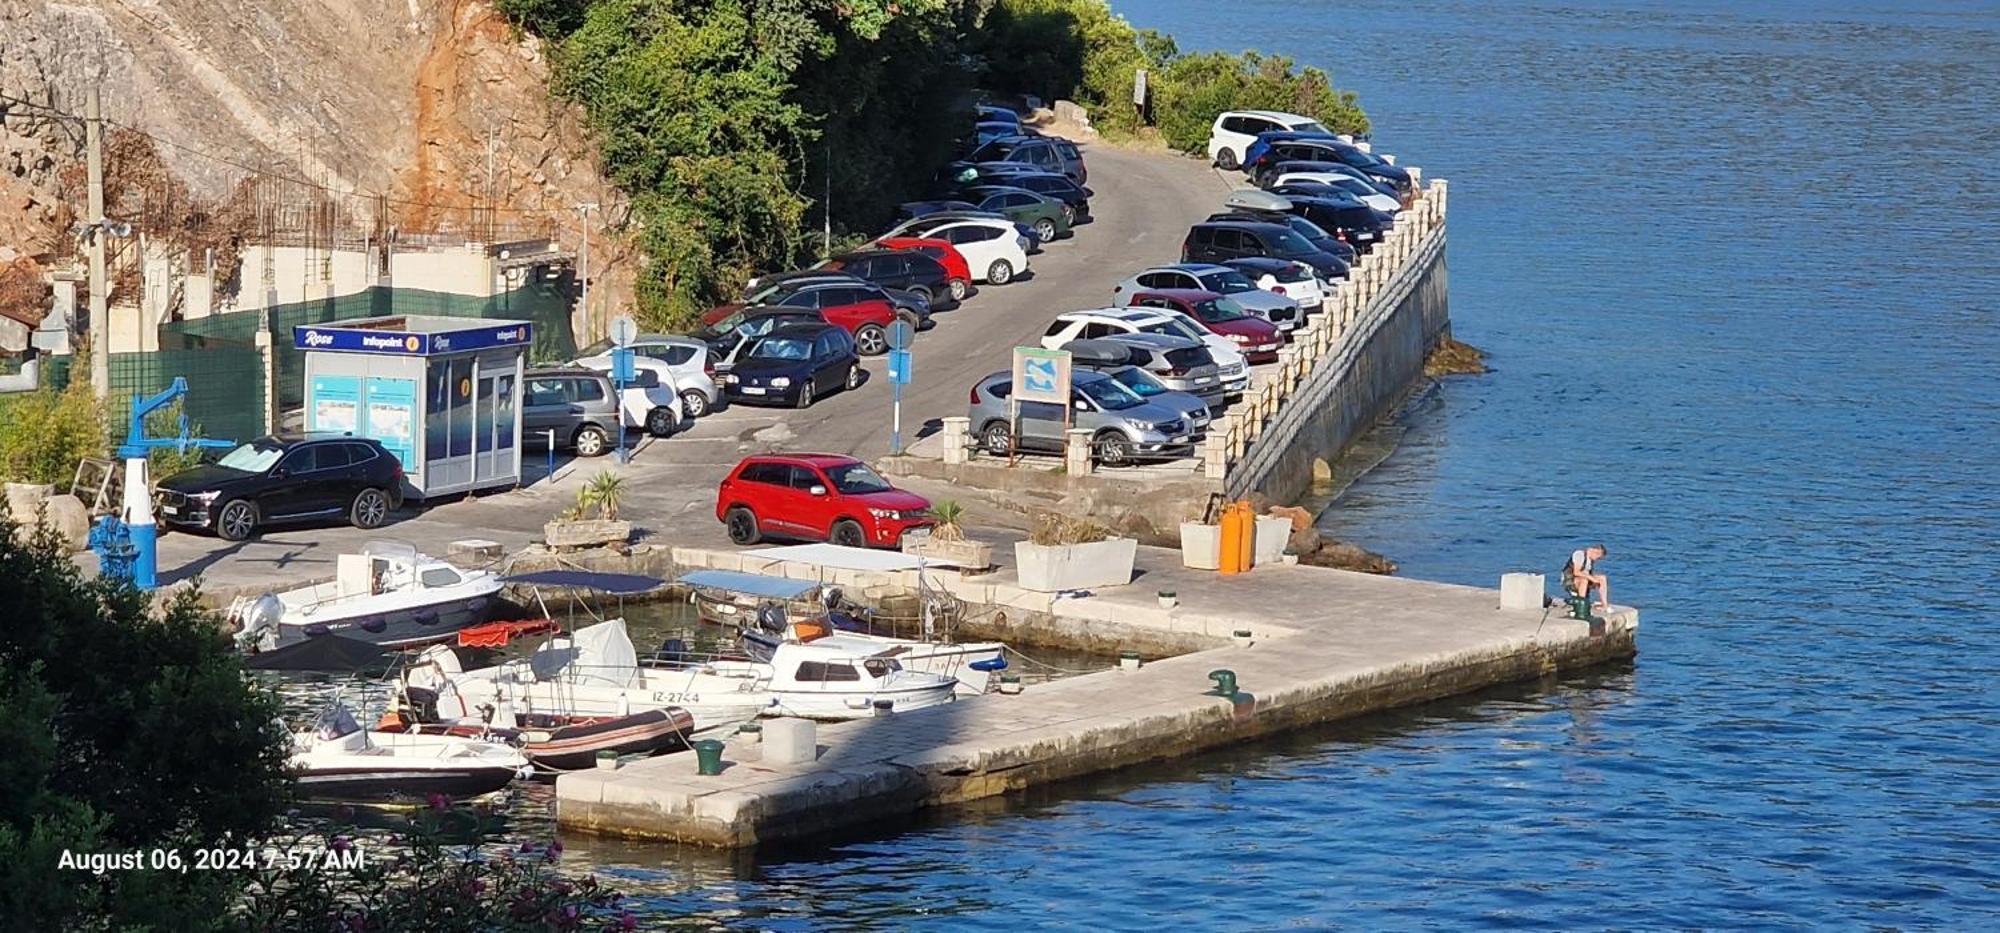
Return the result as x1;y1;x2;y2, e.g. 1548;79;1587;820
233;541;502;653
289;702;530;802
379;702;695;773
404;618;776;738
706;637;960;719
681;569;1008;697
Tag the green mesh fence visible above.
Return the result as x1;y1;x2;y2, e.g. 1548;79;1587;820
146;281;578;428
106;348;266;444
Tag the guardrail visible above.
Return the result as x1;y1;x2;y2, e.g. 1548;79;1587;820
1205;177;1450;484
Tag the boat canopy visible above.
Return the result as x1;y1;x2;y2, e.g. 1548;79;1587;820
678;569;820;601
532;619;639;686
499;570;669;594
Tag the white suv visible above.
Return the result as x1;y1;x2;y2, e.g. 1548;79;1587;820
877;215;1030;285
1038;308;1250;394
1208;110;1329;171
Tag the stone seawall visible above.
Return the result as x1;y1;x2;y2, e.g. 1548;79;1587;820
1227;223;1451;503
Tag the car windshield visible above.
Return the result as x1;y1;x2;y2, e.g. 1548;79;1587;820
580;337;614;355
1192;298;1250;323
967;140;1011;161
1199;270;1258;294
1267;230;1317;253
1290;121;1330;135
1143;318;1210;342
698;311;748;339
748;336;812;360
825;462;894;495
1110;367;1166;397
1077;377;1144;411
745;281;797;304
217;440;285;473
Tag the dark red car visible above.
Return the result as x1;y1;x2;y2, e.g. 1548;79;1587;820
873;237;973;303
716;453;934;548
1122;289;1283;363
701;282;900;356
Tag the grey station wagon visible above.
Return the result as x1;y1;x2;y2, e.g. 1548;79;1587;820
966;369;1196;467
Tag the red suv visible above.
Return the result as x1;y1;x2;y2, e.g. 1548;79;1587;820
716;453;934;548
701;285;899;357
1123;289;1283;363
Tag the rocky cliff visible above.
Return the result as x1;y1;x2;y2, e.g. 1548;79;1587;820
0;0;632;321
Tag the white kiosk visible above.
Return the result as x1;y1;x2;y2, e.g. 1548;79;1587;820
295;315;530;499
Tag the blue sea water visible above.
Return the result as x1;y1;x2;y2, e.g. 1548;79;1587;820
572;1;2000;926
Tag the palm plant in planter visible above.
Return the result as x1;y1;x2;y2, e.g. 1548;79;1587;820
545;470;633;549
1014;512;1137;593
902;499;993;569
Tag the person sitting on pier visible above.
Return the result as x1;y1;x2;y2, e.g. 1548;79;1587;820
1564;543;1611;611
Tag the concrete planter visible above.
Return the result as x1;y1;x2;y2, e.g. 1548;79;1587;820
1014;538;1137;592
1179;522;1222;570
1254;516;1292;566
903;536;995;570
543;519;632;549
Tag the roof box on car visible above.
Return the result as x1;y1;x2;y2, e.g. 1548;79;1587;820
1060;338;1138;367
1223;188;1293;213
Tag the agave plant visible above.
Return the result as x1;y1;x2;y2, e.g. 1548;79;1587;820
927;499;967;542
577;470;626;521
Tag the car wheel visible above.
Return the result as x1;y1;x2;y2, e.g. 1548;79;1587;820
680;389;710;419
349;488;392;530
854;324;888;356
987;259;1013;286
574;425;609;457
947;278;969;301
1034;218;1057;242
795;379;815;409
845;364;863;391
908;285;933;306
1216;148;1239;171
725;506;761;545
646;406;677;437
829;519;867;549
980;421;1013;455
216;500;258;541
1094;431;1133;468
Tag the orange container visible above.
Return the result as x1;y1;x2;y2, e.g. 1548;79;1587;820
1219;503;1246;575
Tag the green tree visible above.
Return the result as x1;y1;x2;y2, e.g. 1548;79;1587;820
0;521;292;927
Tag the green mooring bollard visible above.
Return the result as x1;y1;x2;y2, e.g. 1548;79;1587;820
693;739;725;776
1206;669;1239;698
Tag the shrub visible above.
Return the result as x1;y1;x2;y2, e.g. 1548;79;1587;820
1029;511;1110;546
0;378;107;485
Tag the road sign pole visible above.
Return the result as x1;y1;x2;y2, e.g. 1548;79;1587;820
892;378;903;455
886;322;916;456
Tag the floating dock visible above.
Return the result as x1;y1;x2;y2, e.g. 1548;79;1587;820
555;544;1639;847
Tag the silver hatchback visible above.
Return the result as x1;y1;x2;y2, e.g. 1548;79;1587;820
1097;332;1226;407
966;369;1197;466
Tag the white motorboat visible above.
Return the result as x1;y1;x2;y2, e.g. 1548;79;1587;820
403;619;775;739
289;703;529;802
710;637;960;719
681;569;1009;697
233;541;502;653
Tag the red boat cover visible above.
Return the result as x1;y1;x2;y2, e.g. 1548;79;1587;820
457;618;559;648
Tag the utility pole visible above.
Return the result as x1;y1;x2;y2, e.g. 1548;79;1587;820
575;202;598;336
86;86;108;400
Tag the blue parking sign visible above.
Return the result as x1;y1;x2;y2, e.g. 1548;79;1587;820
887;349;913;385
610;347;636;384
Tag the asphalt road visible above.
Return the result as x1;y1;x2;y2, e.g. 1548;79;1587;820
151;142;1236;592
667;142;1233;461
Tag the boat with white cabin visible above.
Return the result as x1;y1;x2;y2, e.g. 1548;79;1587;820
681;569;1008;697
233;541;502;653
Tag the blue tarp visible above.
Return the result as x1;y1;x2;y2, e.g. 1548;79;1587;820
676;570;820;600
498;570;668;594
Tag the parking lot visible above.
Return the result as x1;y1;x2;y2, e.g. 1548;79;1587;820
150;141;1237;591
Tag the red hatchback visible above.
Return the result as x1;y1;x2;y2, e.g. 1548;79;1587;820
717;453;934;548
1123;289;1283;363
873;237;974;302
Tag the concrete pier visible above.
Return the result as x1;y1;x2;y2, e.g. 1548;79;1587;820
555;545;1638;847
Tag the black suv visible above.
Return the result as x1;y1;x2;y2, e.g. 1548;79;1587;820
817;249;960;310
1252;139;1411;192
1268;190;1392;254
1182;220;1350;281
1204;210;1356;264
157;435;405;541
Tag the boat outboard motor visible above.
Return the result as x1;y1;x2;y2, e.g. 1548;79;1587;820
234;593;285;651
756;604;788;635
